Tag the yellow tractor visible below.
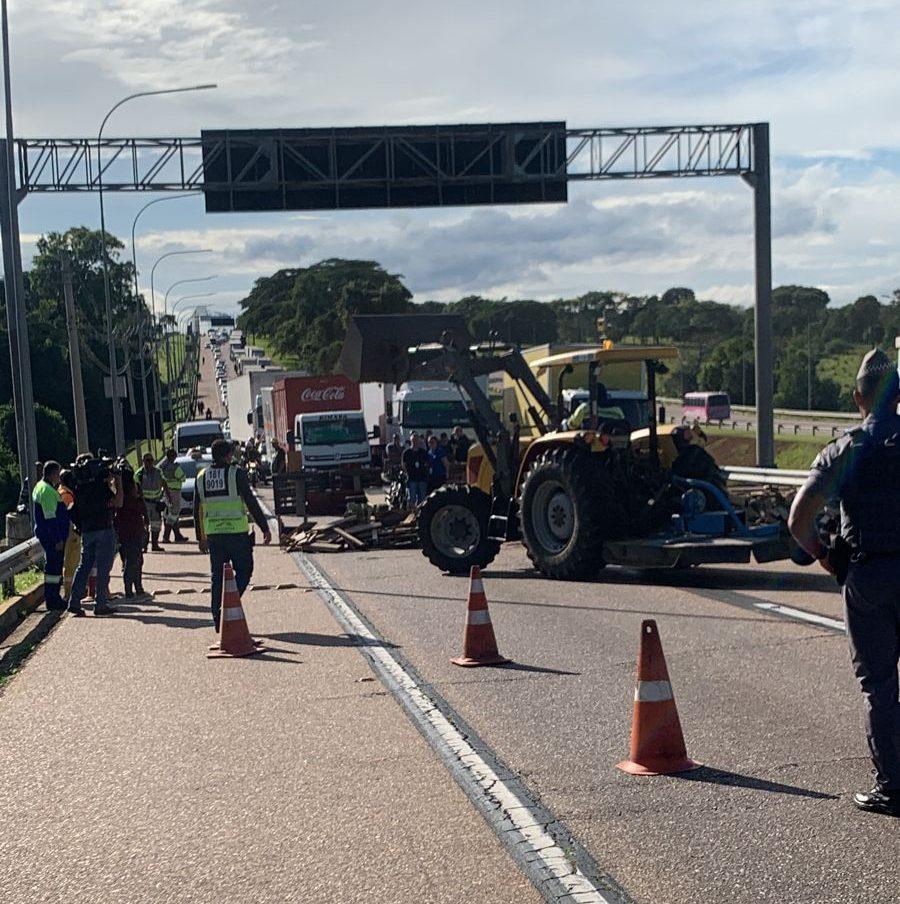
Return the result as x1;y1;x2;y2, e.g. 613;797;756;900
340;315;789;579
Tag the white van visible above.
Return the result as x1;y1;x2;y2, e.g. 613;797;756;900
294;410;370;469
174;419;225;454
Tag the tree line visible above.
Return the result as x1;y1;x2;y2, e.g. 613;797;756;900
0;226;161;518
239;259;900;411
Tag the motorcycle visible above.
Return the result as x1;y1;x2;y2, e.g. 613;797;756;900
384;467;408;511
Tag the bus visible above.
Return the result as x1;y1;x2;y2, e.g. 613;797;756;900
682;391;731;422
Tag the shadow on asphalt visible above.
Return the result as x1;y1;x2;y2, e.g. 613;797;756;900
493;661;580;676
676;766;838;800
302;585;769;624
259;630;397;649
481;566;838;595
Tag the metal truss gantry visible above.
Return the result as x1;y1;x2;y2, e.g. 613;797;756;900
1;122;774;464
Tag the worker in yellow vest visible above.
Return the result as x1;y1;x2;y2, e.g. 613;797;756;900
159;448;187;543
135;453;165;551
194;438;271;630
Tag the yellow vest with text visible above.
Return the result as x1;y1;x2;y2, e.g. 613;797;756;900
196;465;249;535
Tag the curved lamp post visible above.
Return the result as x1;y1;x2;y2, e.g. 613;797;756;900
97;84;215;454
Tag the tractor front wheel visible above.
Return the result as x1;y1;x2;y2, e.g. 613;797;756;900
418;484;501;575
520;448;617;580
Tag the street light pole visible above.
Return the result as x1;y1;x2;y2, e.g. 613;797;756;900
130;192;198;457
163;276;216;428
97;83;215;455
170;292;214;416
0;0;37;507
149;248;213;446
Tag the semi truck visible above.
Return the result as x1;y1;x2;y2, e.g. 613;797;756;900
226;367;295;443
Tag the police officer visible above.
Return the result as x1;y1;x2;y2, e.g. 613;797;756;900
159;448;187;543
135;452;164;551
789;348;900;817
194;438;271;630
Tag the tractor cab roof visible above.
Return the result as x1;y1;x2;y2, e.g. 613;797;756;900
531;345;679;373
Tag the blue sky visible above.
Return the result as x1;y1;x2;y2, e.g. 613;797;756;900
9;0;900;316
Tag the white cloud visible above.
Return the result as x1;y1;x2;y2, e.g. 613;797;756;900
9;0;900;312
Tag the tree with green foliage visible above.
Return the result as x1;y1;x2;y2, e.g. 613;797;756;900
697;337;756;405
238;259;413;373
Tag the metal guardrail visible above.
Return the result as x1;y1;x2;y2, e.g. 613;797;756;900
0;537;43;592
722;466;807;488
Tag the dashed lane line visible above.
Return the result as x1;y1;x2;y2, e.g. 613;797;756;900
683;585;846;634
293;551;632;904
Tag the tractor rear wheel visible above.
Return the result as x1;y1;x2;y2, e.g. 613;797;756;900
418;484;501;575
520;448;619;580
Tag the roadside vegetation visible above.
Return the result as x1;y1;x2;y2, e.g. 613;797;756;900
237;262;900;417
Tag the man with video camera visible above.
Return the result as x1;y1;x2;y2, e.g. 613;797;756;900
67;453;124;617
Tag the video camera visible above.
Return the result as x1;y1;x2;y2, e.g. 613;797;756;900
69;455;124;489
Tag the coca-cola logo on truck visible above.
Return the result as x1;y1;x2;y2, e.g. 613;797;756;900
300;385;346;403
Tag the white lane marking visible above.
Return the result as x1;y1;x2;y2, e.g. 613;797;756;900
635;680;673;702
752;601;845;633
295;553;621;904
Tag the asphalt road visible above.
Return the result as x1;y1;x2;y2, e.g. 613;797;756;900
306;544;900;904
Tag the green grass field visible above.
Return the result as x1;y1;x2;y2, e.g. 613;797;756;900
704;426;822;469
248;335;303;371
0;566;42;602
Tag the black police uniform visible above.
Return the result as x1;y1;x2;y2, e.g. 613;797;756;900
803;412;900;796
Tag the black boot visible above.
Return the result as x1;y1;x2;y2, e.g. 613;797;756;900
162;526;171;543
151;530;163;552
174;528;187;543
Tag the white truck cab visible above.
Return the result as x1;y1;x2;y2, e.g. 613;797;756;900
294;410;371;469
174;419;224;454
391;381;477;443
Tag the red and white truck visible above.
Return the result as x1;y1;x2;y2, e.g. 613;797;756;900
271;375;374;515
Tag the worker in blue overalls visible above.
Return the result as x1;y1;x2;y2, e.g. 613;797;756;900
32;460;70;611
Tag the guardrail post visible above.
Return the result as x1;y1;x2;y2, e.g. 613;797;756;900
812;425;817;435
793;424;799;435
746;421;752;432
831;426;838;437
777;424;782;434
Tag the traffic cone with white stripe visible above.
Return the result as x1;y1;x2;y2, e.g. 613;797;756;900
207;563;264;659
617;620;700;775
451;566;510;667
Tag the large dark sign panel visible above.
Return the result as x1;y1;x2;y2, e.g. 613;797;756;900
200;122;567;212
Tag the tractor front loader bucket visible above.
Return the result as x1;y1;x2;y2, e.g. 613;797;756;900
339;314;472;384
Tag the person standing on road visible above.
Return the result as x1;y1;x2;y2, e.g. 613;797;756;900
789;348;900;817
402;433;429;507
136;453;164;552
427;434;449;491
32;461;69;611
452;425;471;464
194;438;271;630
68;458;124;617
114;467;149;600
57;469;81;598
159;449;187;543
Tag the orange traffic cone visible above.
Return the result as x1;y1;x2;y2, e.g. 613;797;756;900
207;563;264;659
617;620;700;775
450;566;509;667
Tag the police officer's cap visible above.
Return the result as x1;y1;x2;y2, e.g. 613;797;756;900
856;348;895;383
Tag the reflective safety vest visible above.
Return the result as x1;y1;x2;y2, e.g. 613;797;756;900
160;461;186;492
196;465;249;535
136;466;164;501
